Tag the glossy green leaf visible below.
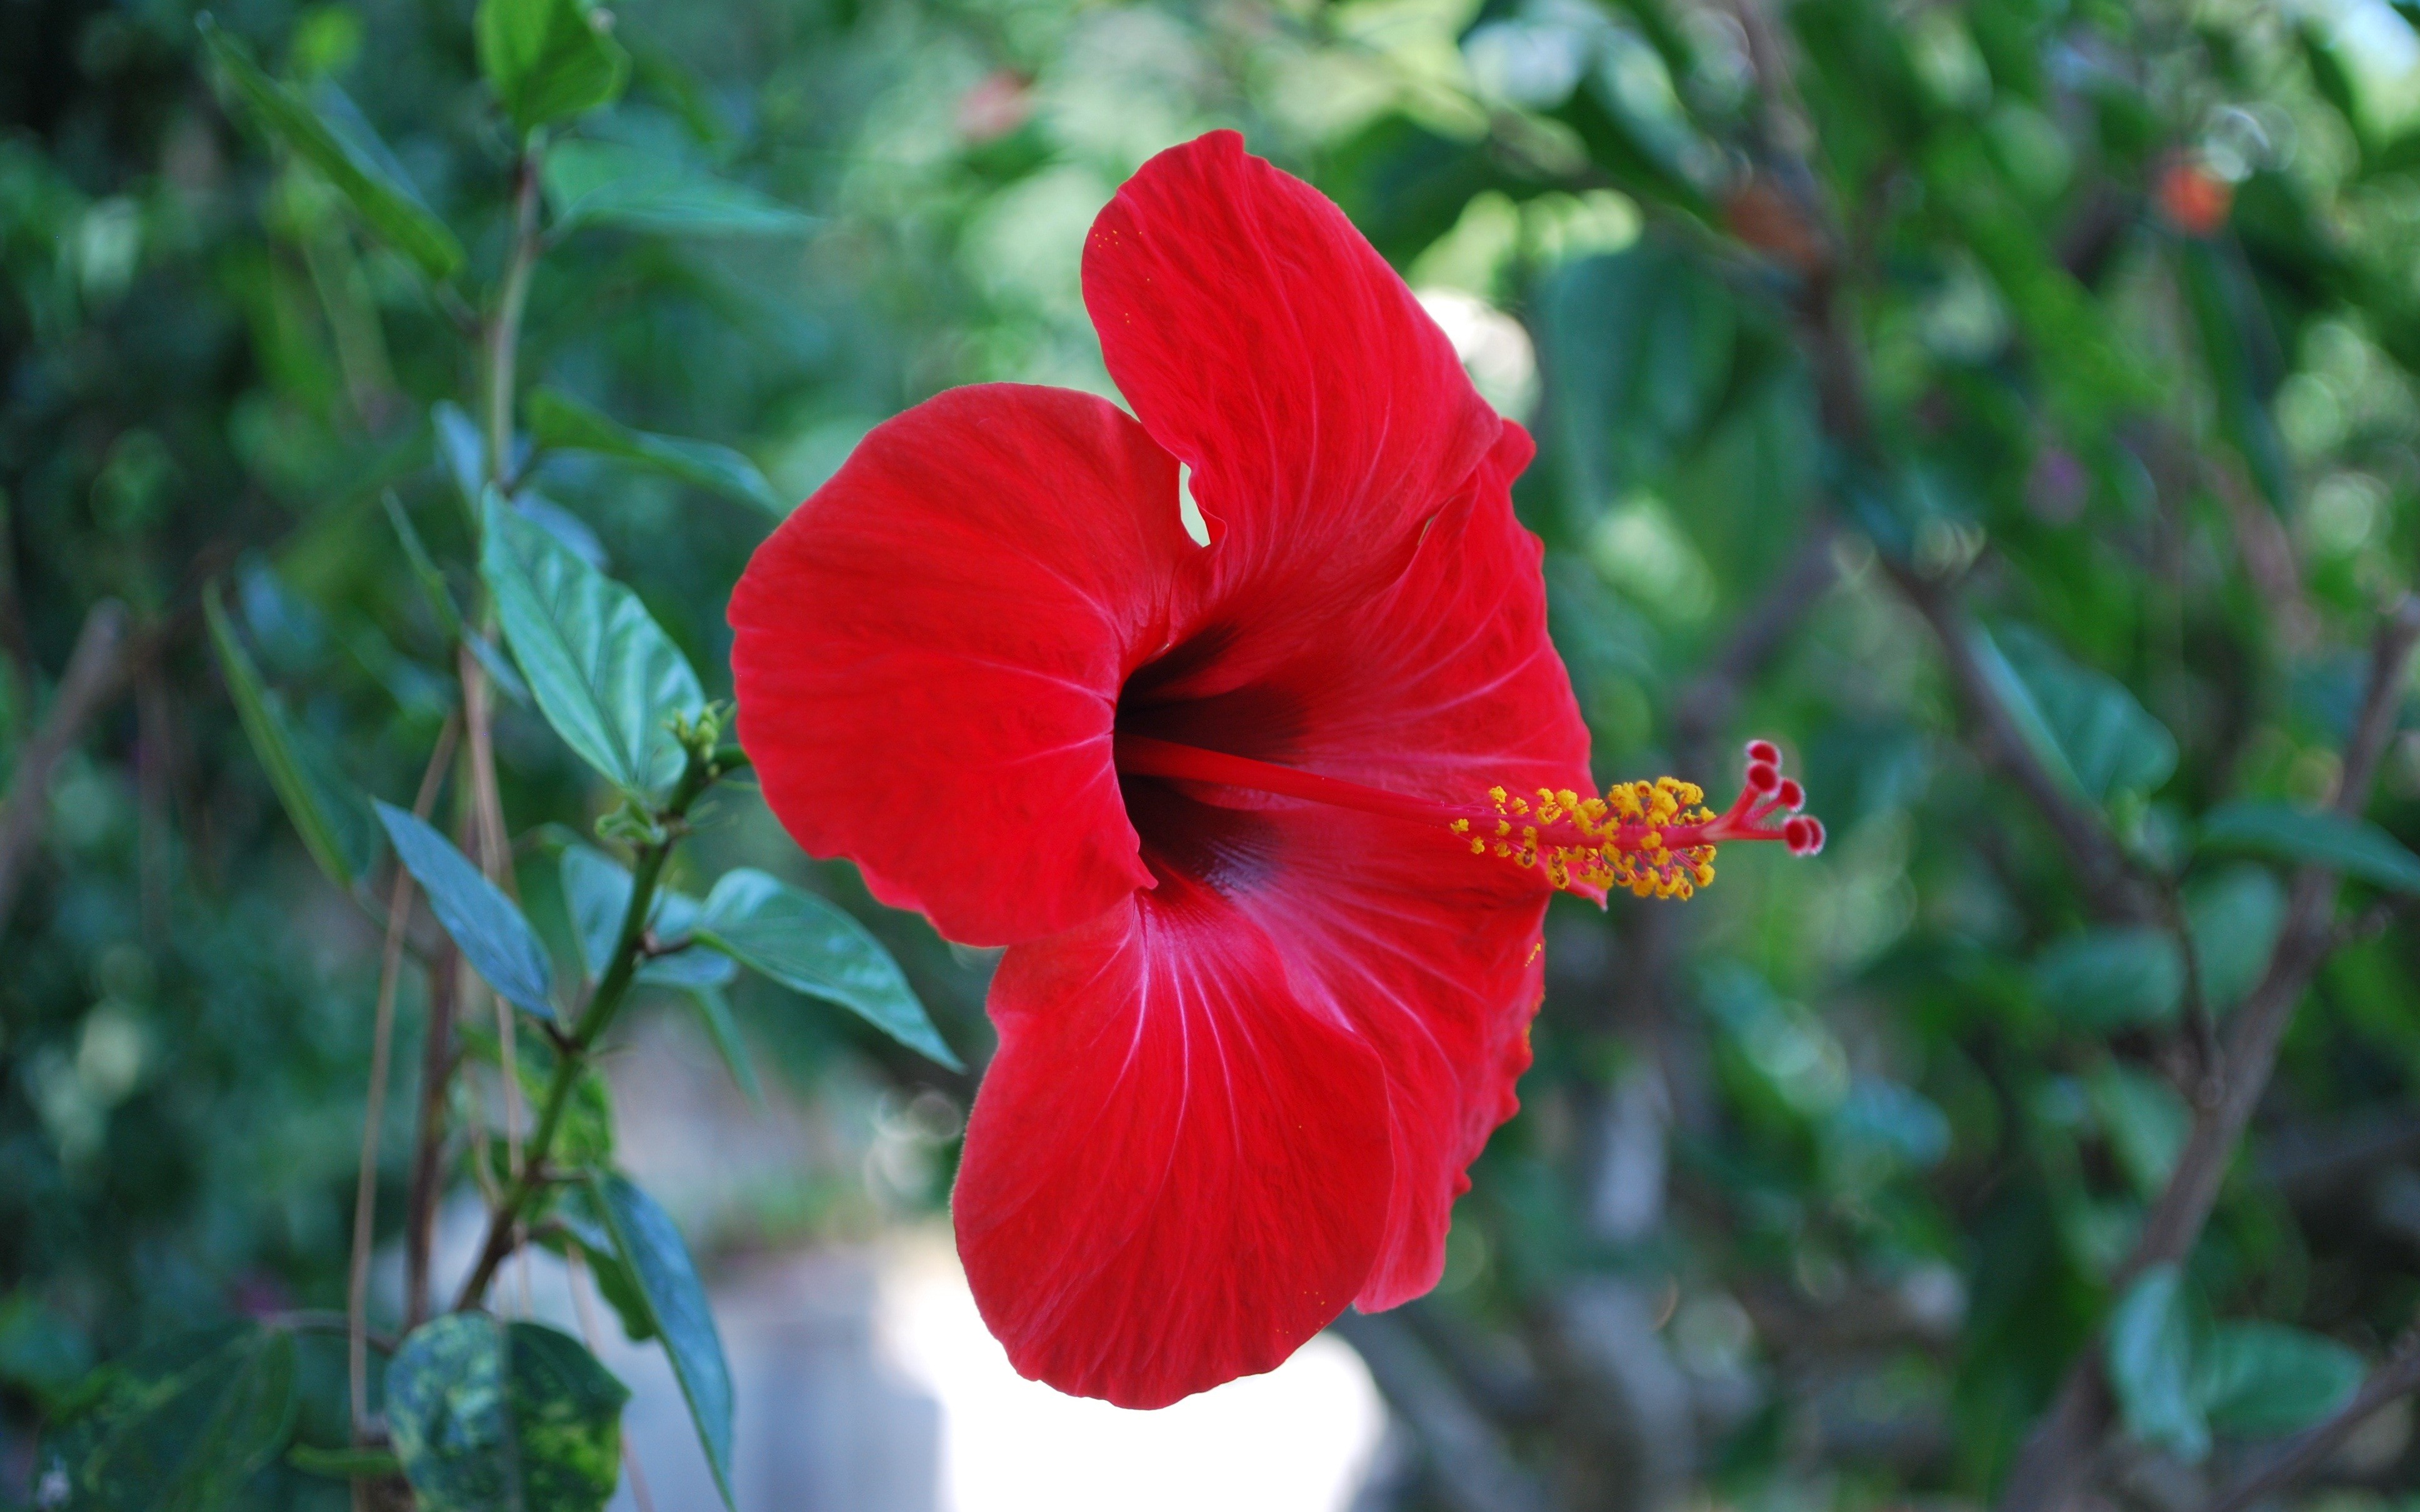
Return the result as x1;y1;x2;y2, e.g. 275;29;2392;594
481;492;705;798
542;139;818;239
541;1187;656;1345
434;400;489;507
2199;801;2420;894
386;1315;629;1512
384;494;532;707
207;585;379;890
559;845;734;989
695;868;959;1069
1984;624;2178;803
2030;927;2182;1031
2194;1321;2364;1436
386;492;467;643
2176;239;2289;509
528;388;782;515
590;1173;735;1510
2184;865;2288;1011
685;984;764;1108
474;0;629;134
42;1323;298;1512
2088;1062;2189;1198
376;802;556;1021
2106;1264;2209;1461
199;21;463;280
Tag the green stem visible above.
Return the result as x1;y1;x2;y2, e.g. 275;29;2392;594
483;149;542;490
452;750;720;1311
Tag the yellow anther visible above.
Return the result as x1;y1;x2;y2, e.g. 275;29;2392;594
1454;772;1720;902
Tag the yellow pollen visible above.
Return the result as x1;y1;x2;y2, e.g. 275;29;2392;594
1468;774;1720;902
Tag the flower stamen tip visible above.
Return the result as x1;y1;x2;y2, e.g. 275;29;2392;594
1458;737;1822;898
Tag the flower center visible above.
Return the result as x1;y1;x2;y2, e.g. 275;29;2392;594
1111;735;1823;900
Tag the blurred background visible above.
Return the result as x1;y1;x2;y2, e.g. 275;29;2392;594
9;0;2420;1508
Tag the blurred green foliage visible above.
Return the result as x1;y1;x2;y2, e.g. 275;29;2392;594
8;0;2420;1507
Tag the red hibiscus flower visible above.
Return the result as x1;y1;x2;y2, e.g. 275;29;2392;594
729;131;1820;1409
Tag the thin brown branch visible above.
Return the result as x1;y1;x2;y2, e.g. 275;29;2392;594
1886;563;2156;921
404;938;459;1329
0;601;135;928
2156;877;2225;1102
2203;1323;2420;1512
1999;594;2420;1512
348;714;458;1438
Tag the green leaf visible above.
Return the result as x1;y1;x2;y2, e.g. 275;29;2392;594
2088;1062;2190;1198
1984;625;2178;803
2194;1321;2364;1436
528;388;782;515
1534;245;1735;514
684;985;764;1108
474;0;629;134
288;1443;404;1478
481;492;705;798
386;1315;629;1512
542;139;818;239
43;1323;298;1512
2031;927;2183;1032
434;400;489;508
199;20;464;281
590;1173;735;1510
375;802;556;1022
2176;240;2289;509
2106;1265;2209;1461
559;845;734;990
539;1188;656;1344
2199;801;2420;894
2299;24;2366;142
384;494;532;708
695;869;960;1069
206;585;379;890
518;1053;614;1170
385;493;467;643
2184;865;2288;1012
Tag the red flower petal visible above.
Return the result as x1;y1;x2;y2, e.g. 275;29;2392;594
1238;817;1549;1310
729;385;1189;947
1229;430;1580;1306
1116;422;1586;1316
954;869;1394;1409
1084;131;1502;584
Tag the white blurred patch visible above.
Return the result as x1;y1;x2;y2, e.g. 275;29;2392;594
878;1234;1386;1512
1177;464;1211;546
1416;289;1539;419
